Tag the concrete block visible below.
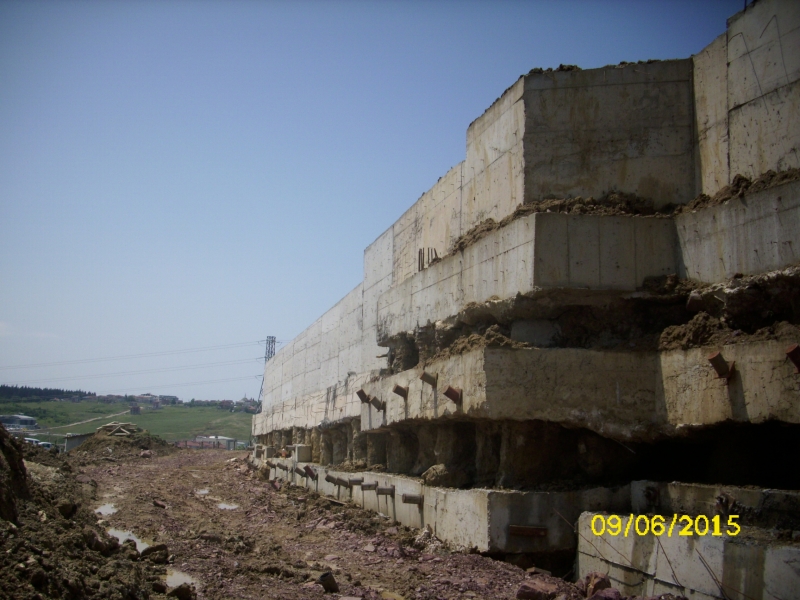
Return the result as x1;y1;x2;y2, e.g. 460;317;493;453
693;33;729;195
676;180;800;283
289;445;312;462
523;60;695;207
577;511;800;599
659;340;800;428
270;459;628;554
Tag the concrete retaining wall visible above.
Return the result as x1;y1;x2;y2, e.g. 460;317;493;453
253;284;369;435
523;60;696;208
694;34;730;196
377;213;678;341
261;457;629;554
676;180;800;283
727;0;800;179
361;340;800;439
258;0;800;440
659;339;800;428
693;0;800;191
577;511;800;599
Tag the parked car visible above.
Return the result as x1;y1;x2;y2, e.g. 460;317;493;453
38;442;53;450
24;437;41;445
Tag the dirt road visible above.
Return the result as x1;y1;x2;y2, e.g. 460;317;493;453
82;448;541;600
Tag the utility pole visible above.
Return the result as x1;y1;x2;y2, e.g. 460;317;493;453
255;336;276;415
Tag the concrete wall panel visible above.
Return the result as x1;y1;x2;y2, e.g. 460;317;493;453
727;0;800;179
578;511;800;599
523;61;696;208
694;34;730;195
659;340;800;427
676;180;800;283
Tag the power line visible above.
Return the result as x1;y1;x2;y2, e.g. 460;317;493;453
5;357;263;386
0;340;268;371
99;375;263;395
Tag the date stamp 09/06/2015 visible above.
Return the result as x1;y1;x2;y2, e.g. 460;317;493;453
590;514;741;538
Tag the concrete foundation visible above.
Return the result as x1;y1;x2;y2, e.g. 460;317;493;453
260;456;629;555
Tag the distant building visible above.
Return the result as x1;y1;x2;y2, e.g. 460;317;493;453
0;415;38;430
130;404;141;415
195;435;238;450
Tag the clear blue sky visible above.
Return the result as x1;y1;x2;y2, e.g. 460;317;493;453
0;0;741;401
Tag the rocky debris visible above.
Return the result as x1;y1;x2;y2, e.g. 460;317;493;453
421;463;471;488
514;574;583;599
166;582;196;599
383;264;800;370
72;426;176;464
141;543;170;564
659;312;800;352
140;449;153;458
576;571;611;597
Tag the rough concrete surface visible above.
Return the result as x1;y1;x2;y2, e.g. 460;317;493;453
254;1;800;596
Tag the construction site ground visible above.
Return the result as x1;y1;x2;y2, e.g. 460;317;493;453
62;443;554;599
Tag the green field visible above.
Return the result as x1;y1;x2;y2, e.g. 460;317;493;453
2;400;253;444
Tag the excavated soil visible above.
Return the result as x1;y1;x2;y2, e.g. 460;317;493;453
675;168;800;214
423;324;529;366
448;192;662;256
4;425;614;600
0;426;162;600
78;451;545;600
659;313;800;352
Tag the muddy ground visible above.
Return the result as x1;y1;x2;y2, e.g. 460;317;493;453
84;448;544;599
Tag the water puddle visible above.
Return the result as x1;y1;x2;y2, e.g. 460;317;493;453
107;529;150;552
217;503;238;510
95;503;117;516
166;569;198;587
195;488;209;495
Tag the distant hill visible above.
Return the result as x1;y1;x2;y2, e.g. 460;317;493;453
0;385;95;402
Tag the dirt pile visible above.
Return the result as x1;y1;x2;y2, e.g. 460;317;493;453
74;428;177;465
659;313;800;352
676;168;800;214
0;424;179;600
448;192;661;256
659;266;800;350
423;324;530;365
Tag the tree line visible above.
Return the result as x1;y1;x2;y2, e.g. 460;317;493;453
0;385;95;402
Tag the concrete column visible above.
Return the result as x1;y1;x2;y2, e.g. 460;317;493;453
331;426;348;464
320;431;333;466
311;427;322;464
292;427;305;446
350;419;367;463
